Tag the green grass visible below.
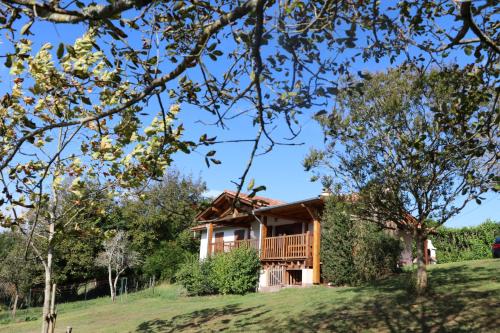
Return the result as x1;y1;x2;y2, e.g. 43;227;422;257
1;259;499;332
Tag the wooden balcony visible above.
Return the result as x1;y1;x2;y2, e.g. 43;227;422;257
210;239;259;254
261;233;313;261
208;233;313;262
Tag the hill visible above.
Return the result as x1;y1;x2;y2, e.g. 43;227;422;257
1;259;499;332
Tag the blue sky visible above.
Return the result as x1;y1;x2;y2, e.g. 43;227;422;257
1;10;498;229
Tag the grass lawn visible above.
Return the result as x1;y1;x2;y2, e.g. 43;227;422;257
1;259;499;333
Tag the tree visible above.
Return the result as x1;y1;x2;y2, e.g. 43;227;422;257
321;197;356;285
305;67;498;293
96;231;140;302
1;1;498;330
0;232;42;319
121;170;207;255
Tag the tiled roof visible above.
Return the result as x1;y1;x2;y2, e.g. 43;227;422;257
223;190;286;207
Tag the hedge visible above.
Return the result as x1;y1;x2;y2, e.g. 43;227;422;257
429;219;499;263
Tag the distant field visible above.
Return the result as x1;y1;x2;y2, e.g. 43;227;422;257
1;259;499;333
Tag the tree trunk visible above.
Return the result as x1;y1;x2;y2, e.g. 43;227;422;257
42;222;54;333
113;273;120;301
11;291;18;320
415;230;428;294
108;264;116;302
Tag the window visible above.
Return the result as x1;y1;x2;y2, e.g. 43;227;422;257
234;229;245;241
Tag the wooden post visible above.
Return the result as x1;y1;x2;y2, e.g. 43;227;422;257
66;327;72;333
260;216;267;257
305;231;310;259
313;218;321;284
207;223;213;256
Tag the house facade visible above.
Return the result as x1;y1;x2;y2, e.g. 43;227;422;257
191;190;416;290
192;190;325;289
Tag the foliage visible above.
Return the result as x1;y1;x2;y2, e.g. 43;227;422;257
176;248;260;296
121;170;207;255
352;224;402;284
321;197;401;286
142;241;189;283
321;198;355;285
0;232;42;298
429;220;500;263
175;255;215;296
210;247;260;295
307;67;498;292
96;231;141;302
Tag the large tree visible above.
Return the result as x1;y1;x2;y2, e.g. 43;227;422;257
0;1;498;331
305;66;498;293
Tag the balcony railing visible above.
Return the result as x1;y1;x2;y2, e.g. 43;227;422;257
210;239;259;254
261;233;312;260
208;232;313;261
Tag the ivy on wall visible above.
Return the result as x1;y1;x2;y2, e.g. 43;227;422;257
429;220;499;263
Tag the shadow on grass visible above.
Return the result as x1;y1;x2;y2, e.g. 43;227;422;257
136;303;270;333
135;263;499;332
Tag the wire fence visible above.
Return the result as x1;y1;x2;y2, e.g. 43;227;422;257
0;275;157;315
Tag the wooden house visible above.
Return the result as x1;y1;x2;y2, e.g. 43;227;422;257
191;190;325;289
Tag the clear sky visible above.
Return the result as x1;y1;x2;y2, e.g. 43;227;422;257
1;10;498;229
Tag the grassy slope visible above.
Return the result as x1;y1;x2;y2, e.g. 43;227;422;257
1;259;499;333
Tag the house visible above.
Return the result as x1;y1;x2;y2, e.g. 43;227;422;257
191;190;326;289
191;190;416;290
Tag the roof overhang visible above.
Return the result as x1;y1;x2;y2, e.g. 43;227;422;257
191;213;254;232
254;197;324;220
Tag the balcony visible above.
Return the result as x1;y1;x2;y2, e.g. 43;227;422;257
209;232;313;261
210;239;259;254
261;233;313;261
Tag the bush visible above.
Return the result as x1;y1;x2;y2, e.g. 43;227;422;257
321;197;402;286
175;255;214;296
176;247;260;296
429;219;499;263
211;247;260;295
353;223;402;283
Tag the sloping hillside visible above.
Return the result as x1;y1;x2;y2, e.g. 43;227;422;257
1;259;499;333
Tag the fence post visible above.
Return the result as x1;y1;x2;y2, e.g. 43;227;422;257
84;283;88;301
152;276;155;295
66;326;72;333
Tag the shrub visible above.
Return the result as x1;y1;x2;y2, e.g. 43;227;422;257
321;197;402;286
176;247;260;296
353;223;402;283
175;255;214;296
429;219;499;263
211;247;260;295
321;199;356;285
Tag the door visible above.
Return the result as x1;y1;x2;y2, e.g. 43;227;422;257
214;232;224;253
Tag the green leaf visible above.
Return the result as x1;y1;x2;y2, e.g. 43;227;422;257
247;178;255;191
20;21;34;35
57;43;65;59
4;55;12;68
206;150;216;157
81;96;92;105
464;45;473;56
